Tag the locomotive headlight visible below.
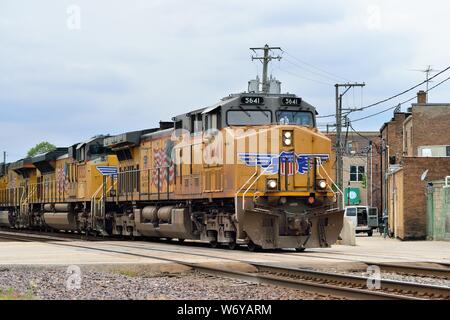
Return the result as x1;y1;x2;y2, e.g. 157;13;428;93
316;179;327;190
267;179;278;190
283;131;293;146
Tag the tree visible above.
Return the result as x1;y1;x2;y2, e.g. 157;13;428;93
27;142;56;158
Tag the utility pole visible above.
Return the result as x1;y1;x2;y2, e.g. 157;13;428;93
250;44;282;93
2;151;5;175
335;83;365;210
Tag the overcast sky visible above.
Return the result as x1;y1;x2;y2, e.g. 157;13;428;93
1;0;449;161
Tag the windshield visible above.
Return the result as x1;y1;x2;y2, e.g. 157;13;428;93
277;111;314;127
227;110;272;126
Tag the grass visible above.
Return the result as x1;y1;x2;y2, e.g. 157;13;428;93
116;269;139;278
0;288;34;300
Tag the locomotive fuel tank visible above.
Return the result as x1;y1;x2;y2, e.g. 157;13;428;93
141;206;158;222
0;211;12;227
43;212;78;231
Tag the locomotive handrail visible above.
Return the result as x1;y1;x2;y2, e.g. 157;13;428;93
317;158;342;199
90;181;107;229
114;166;172;199
241;162;275;209
235;161;260;215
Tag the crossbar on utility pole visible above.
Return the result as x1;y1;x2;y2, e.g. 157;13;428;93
250;44;282;93
335;83;365;210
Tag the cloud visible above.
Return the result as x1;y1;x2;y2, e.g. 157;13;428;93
0;0;449;161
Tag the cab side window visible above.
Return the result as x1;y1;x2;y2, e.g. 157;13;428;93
190;114;202;133
206;113;220;130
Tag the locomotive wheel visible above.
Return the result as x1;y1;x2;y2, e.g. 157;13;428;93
247;241;260;252
178;238;185;244
210;240;219;248
227;241;237;250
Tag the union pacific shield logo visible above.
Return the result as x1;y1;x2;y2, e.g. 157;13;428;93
238;153;279;175
238;153;329;175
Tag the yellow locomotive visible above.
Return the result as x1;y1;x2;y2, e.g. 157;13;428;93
0;48;343;251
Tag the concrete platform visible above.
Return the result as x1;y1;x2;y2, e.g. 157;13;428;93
0;233;448;272
313;233;450;263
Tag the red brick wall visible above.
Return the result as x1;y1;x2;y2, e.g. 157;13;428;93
380;112;410;214
411;105;450;154
400;157;450;239
370;136;382;213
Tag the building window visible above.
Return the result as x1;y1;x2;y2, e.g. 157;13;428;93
347;142;353;153
447;146;450;157
350;165;365;182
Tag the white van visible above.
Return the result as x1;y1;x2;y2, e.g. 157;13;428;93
344;206;378;236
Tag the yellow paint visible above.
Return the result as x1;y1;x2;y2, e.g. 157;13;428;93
0;124;335;207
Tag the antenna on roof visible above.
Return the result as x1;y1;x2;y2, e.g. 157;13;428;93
410;65;441;102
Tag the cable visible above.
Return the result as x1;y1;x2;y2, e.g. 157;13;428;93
283;57;343;84
349;123;374;142
350;75;450;122
283;51;349;82
276;66;333;86
317;66;450;118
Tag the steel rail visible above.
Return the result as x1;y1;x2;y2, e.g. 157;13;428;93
44;241;419;300
97;242;450;299
277;252;450;279
1;230;449;299
251;263;450;300
0;229;83;242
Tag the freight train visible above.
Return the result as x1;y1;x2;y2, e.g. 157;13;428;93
0;49;343;251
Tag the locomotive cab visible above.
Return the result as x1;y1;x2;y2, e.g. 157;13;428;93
171;90;343;250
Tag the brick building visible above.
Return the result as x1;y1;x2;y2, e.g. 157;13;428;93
380;91;450;240
326;132;382;213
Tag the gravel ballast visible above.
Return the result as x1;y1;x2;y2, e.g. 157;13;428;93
0;265;336;300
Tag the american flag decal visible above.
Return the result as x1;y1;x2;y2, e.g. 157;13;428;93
279;151;296;176
152;141;175;188
56;164;70;193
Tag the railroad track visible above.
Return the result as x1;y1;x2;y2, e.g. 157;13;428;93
99;242;450;299
1;230;449;299
0;230;80;242
0;232;67;242
45;241;428;300
275;252;450;280
106;240;450;281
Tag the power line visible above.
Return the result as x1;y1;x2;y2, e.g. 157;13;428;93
317;65;450;118
283;56;343;84
276;65;333;86
283;51;349;82
357;66;449;110
350;75;450;123
349;123;373;142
